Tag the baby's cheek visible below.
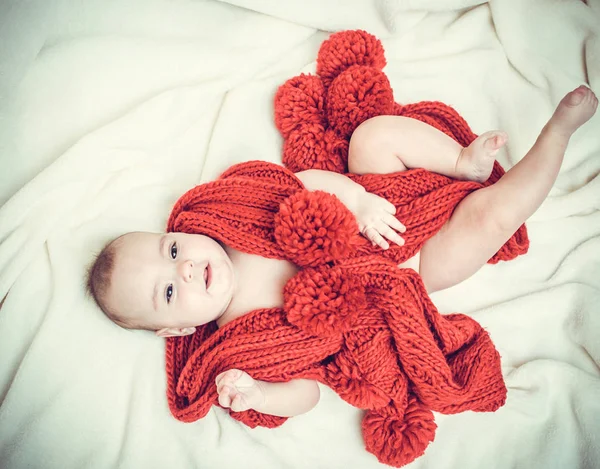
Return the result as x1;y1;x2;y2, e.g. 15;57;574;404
180;288;205;313
215;259;234;294
180;288;220;323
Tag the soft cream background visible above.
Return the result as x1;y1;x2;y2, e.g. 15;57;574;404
1;1;599;468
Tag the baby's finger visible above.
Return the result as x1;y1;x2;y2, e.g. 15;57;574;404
234;371;254;387
230;394;246;412
378;218;405;245
217;383;232;396
216;374;234;390
216;369;242;388
385;213;406;233
380;198;396;215
380;224;404;246
218;387;232;408
364;226;389;250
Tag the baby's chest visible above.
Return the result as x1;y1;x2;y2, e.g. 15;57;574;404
233;253;299;311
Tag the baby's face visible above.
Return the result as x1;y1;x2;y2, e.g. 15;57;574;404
105;232;235;330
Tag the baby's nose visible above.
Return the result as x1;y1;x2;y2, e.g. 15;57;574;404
178;260;194;282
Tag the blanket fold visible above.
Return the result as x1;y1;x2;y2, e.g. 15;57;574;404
165;30;530;467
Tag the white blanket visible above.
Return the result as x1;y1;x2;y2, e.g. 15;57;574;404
1;0;599;468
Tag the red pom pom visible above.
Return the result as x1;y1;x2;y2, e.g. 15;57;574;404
324;329;410;410
317;30;386;88
322;128;350;172
282;126;348;173
274;190;359;267
327;66;394;138
284;266;366;337
362;398;437;467
325;349;391;409
274;74;326;139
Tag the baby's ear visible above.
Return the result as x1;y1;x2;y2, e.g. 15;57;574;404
155;327;196;338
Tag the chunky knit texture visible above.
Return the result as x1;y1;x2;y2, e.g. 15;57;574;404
165;30;530;467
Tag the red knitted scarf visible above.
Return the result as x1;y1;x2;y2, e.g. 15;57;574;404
164;31;529;467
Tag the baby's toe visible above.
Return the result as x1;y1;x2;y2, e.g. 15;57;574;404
565;86;587;106
482;131;508;151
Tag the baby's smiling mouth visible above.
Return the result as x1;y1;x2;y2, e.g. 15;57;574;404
204;263;212;290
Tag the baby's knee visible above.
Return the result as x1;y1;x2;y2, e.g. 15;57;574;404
349;117;384;153
470;189;520;236
348;117;391;173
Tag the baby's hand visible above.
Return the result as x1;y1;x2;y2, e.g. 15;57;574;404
216;369;265;412
353;190;405;250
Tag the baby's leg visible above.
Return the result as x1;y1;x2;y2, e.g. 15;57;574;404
348;114;507;183
419;86;598;293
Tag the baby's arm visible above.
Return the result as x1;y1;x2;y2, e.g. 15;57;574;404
296;170;405;249
216;369;320;417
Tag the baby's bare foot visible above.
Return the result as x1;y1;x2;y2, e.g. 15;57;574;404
455;131;507;183
547;85;598;137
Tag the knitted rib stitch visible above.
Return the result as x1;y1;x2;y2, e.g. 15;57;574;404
165;30;529;468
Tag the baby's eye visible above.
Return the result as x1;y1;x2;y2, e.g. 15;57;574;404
165;284;173;304
170;242;178;260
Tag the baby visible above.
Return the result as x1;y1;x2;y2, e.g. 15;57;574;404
88;86;597;418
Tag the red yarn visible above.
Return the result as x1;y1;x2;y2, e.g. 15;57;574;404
165;30;530;467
